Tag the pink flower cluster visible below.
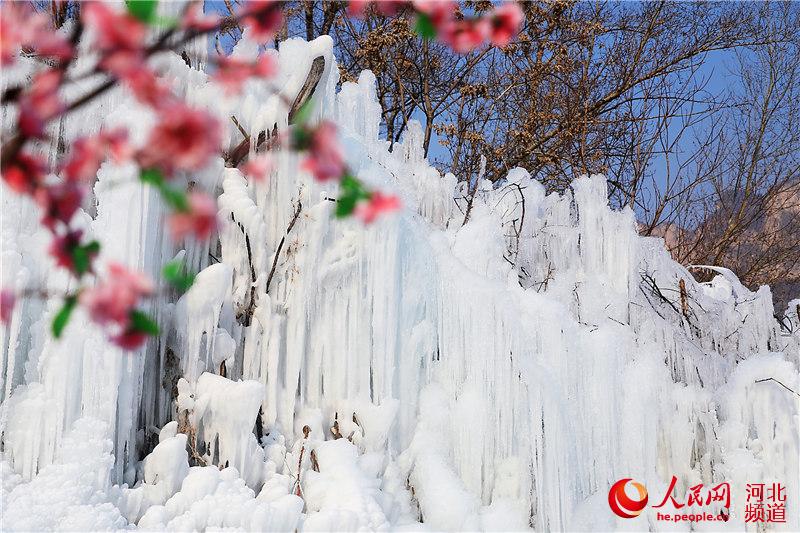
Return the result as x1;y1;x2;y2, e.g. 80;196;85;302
84;4;285;241
80;263;155;349
0;0;450;342
214;56;277;95
169;192;219;241
241;1;284;43
0;3;248;345
348;0;408;18
2;153;48;195
18;70;64;138
82;3;174;108
136;104;222;241
49;229;96;274
418;1;524;52
62;130;131;182
349;0;524;53
80;5;229;240
301;121;346;182
83;3;147;76
0;290;15;324
183;3;223;32
242;156;273;182
0;3;72;66
2;128;131;274
296;121;401;223
137;105;222;175
356;192;402;224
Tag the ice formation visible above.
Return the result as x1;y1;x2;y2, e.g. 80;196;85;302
1;30;799;532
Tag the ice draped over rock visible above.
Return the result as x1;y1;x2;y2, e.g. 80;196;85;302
1;35;798;531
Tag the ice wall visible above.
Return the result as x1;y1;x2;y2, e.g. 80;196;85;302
2;35;799;531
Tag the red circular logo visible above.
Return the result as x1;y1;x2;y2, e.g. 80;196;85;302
609;478;649;518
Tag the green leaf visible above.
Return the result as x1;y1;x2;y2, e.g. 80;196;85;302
335;174;370;218
175;273;196;292
129;309;160;336
414;13;437;40
290;99;316;126
335;193;359;218
139;168;165;187
162;259;195;292
71;240;101;276
52;296;77;338
84;241;101;255
151;15;179;29
126;0;159;23
162;259;182;281
72;247;90;274
291;128;312;150
341;174;370;199
159;186;190;212
140;169;190;212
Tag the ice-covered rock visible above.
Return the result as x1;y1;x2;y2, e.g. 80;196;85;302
1;31;798;533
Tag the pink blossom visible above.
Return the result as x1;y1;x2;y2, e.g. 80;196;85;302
348;0;408;17
137;105;221;174
413;0;455;27
213;55;276;95
101;49;149;79
241;1;283;43
355;191;401;224
1;152;47;195
0;4;27;65
242;155;272;181
487;2;524;47
83;3;146;53
440;18;489;54
62;137;106;182
18;69;64;138
301;121;345;182
121;67;173;108
62;129;131;182
347;0;370;18
0;3;72;66
81;263;154;350
0;289;15;324
183;3;221;32
168;192;218;240
103;129;133;162
81;263;153;328
110;330;149;350
82;2;146;75
49;229;95;275
34;34;74;65
376;1;409;16
35;181;84;230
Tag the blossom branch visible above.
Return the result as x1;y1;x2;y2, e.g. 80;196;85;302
0;0;523;349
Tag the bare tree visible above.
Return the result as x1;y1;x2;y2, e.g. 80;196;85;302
668;23;800;308
280;0;800;305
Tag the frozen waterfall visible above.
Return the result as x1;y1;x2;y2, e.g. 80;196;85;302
1;36;798;531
